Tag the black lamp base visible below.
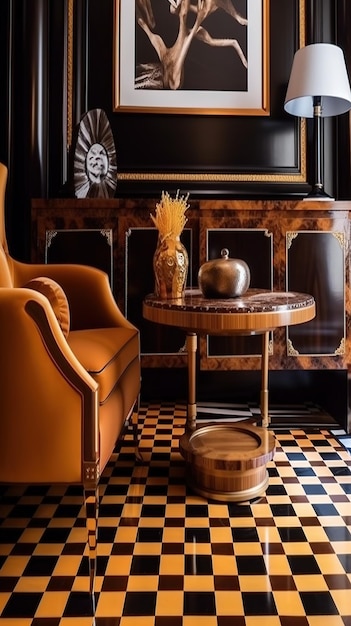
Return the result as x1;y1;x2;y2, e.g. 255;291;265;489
303;185;334;201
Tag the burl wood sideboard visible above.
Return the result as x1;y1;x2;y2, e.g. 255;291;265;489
31;197;351;430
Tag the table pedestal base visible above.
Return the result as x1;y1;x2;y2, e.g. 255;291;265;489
179;422;276;502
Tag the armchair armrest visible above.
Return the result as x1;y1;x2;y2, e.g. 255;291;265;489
0;288;99;483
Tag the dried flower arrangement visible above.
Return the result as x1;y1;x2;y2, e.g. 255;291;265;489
150;190;190;242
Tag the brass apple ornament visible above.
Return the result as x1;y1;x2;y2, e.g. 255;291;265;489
198;248;250;298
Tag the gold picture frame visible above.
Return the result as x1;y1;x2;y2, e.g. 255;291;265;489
113;0;270;116
66;0;306;185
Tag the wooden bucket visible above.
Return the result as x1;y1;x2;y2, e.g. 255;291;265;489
179;422;276;502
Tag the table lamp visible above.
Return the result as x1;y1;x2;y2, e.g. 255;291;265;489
284;43;351;200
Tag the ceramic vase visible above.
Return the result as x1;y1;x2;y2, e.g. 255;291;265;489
153;235;188;299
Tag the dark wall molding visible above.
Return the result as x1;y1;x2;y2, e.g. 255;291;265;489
1;0;351;261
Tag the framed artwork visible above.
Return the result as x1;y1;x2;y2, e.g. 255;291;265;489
113;0;269;115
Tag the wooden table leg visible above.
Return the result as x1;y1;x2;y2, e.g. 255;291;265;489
261;331;270;427
186;332;197;432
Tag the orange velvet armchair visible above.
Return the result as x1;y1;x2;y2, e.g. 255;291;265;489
0;162;141;594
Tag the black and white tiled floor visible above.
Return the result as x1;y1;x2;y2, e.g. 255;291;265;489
1;402;351;625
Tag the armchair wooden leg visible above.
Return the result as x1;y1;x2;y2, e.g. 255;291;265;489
84;486;99;600
131;394;143;462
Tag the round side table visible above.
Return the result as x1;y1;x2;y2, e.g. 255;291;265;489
143;288;315;501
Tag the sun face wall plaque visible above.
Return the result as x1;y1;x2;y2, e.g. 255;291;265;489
73;109;117;198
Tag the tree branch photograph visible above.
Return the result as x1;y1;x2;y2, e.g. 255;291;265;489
114;0;269;115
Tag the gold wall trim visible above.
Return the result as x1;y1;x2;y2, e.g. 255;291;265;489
67;0;74;149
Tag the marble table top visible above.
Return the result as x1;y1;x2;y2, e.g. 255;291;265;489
144;288;315;313
143;288;316;335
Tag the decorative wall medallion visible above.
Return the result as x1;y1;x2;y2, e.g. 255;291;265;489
73;109;117;198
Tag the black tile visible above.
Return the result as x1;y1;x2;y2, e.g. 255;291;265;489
144;485;169;496
99;503;124;517
266;484;288;495
63;591;95;617
137;527;163;542
141;504;166;517
2;593;42;618
236;555;267;575
162;543;184;554
62;542;85;555
300;591;338;615
337;553;351;573
0;577;19;592
185;554;213;575
104;484;129;496
320;452;342;460
324;574;351;589
185;527;211;543
183;591;216;615
212;543;235;555
155;617;182;626
340;482;351;494
110;466;134;477
287;555;321;575
310;439;332;447
329;466;351;476
227;504;253;517
294;467;316;477
0;527;24;543
8;504;38;518
11;543;37;556
286;453;306;460
52;504;81;518
98;527;117;543
278;527;307;542
312;503;339;516
95;556;110;577
47;576;75;591
324;526;351;542
209;518;230;527
125;495;143;504
158;575;184;590
302;484;326;495
23;556;58;577
214;575;240;590
270;503;296;517
217;618;246;626
101;576;129;592
130;555;160;575
231;527;259;542
40;527;71;543
185;504;209;518
123;591;157;616
242;591;277;615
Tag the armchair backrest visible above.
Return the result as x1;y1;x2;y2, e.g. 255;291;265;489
0;163;14;288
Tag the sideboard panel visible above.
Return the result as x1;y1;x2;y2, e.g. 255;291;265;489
287;230;345;356
45;228;114;287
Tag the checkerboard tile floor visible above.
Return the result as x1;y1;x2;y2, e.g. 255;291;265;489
1;402;351;625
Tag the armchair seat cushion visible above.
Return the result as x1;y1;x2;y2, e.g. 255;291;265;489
67;327;139;403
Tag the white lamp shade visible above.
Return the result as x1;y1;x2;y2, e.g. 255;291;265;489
284;43;351;118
